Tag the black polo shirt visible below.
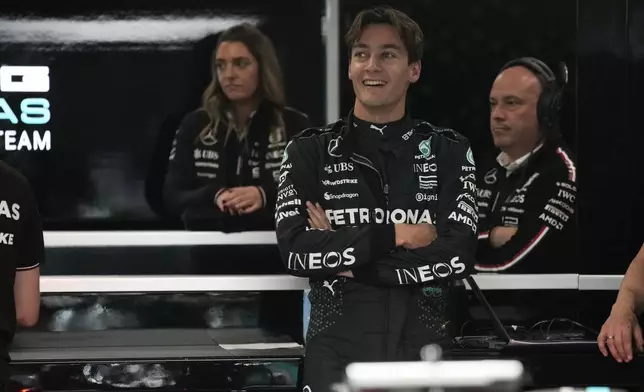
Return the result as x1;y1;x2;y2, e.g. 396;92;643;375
0;161;44;382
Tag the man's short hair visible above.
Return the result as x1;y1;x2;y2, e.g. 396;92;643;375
345;6;424;64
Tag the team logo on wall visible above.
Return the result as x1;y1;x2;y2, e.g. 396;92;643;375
0;65;51;151
466;147;475;165
418;137;432;159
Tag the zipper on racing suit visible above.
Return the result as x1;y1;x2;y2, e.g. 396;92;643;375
350;152;392;359
350;153;388;206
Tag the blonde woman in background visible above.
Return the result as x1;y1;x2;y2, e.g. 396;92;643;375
164;23;310;232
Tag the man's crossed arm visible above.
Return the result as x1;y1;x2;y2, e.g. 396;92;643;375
275;134;478;286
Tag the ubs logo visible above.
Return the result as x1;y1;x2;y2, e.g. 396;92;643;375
324;162;354;174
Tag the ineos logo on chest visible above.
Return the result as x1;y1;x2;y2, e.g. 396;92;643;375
413;162;437;173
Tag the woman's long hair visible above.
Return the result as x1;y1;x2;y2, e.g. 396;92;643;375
198;23;286;144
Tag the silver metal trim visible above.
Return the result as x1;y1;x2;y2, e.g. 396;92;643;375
464;274;579;290
40;275;309;293
37;274;599;293
43;230;277;248
578;274;623;291
324;0;340;123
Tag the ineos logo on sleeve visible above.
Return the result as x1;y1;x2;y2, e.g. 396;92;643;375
287;248;356;270
0;66;50;92
396;256;466;284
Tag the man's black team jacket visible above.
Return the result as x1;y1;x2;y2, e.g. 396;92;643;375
474;140;578;273
275;113;478;384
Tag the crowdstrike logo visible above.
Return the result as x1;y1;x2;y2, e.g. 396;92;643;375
321;178;358;186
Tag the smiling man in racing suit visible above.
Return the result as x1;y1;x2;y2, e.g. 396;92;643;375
274;7;478;392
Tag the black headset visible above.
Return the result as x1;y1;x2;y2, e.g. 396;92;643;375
499;57;568;134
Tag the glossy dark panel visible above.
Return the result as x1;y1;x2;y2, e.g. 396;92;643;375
21;291;302;341
627;0;644;264
41;245;284;275
9;359;301;391
0;0;325;230
577;0;644;274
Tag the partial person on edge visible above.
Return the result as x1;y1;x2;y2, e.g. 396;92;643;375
274;7;478;392
164;23;311;232
598;243;644;363
0;160;43;390
474;57;578;273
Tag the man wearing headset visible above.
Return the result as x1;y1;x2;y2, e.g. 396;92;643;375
474;57;578;273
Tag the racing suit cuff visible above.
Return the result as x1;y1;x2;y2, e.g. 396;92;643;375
256;186;267;208
212;187;228;204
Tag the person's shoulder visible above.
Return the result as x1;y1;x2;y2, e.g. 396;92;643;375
283;106;310;123
179;109;210;132
412;119;470;144
0;161;35;204
282;106;311;136
292;117;344;144
284;118;345;163
543;142;578;183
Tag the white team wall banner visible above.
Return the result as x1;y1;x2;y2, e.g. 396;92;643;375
0;65;51;151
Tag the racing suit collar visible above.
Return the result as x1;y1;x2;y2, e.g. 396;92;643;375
332;109;414;157
497;143;544;176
